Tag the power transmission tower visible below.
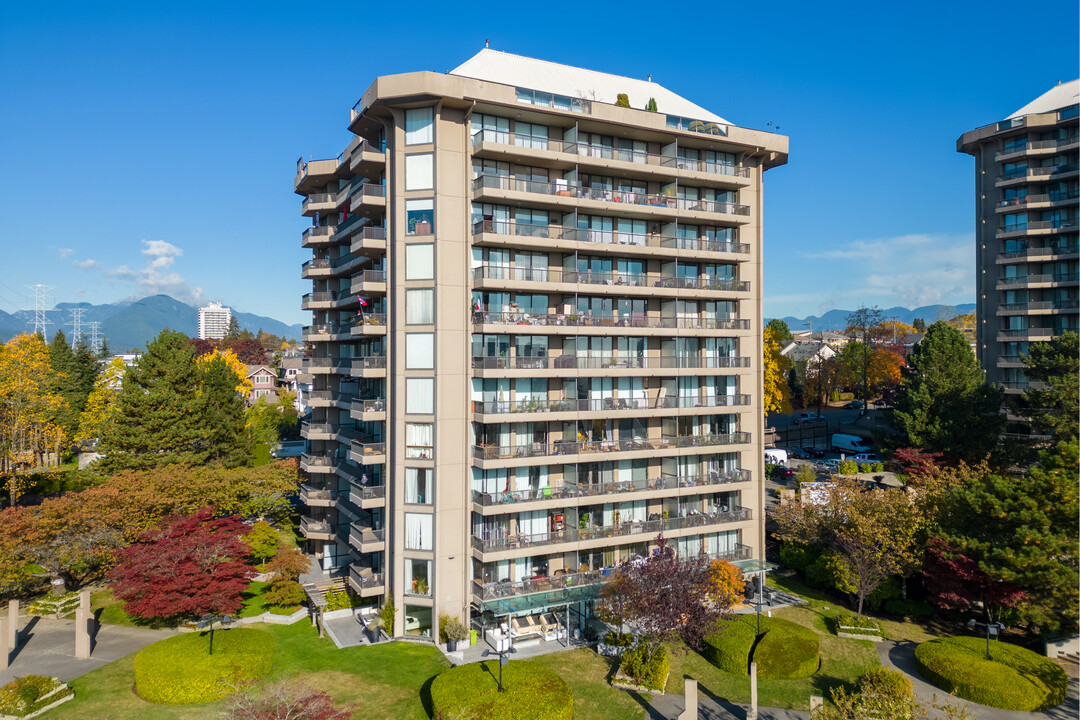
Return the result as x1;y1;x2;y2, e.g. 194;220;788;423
88;321;103;355
26;284;55;341
66;308;87;347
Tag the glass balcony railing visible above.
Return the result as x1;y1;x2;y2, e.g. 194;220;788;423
472;220;749;255
473;433;751;461
472;265;749;292
470;355;751;371
472;311;750;331
471;469;751;507
472;394;750;415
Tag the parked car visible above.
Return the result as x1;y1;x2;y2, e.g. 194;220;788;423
817;458;841;473
851;453;883;463
773;465;795;479
764;447;789;465
842;401;865;410
793;412;823;426
831;433;872;453
789;447;811;460
801;446;825;458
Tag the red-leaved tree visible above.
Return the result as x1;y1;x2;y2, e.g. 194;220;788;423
108;507;254;620
598;534;726;661
923;537;1026;624
889;447;945;484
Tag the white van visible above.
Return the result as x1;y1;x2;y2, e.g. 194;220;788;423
831;434;871;453
764;447;789;465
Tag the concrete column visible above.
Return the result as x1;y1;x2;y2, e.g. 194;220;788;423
6;600;17;651
749;662;758;720
74;607;91;659
79;591;90;611
678;677;698;720
0;617;7;670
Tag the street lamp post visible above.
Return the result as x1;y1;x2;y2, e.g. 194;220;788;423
968;618;1003;660
196;613;232;655
483;635;515;692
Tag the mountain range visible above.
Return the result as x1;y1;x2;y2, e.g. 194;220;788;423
0;295;303;351
768;303;976;333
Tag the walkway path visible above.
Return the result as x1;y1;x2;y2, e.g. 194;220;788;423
877;639;1080;720
648;690;809;719
0;616;175;686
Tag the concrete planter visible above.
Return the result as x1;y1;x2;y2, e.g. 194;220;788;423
611;669;668;696
322;608;357;621
235;607;308;626
0;682;74;719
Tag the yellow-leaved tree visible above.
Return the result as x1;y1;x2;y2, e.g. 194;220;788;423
763;326;792;417
0;333;68;504
74;356;127;444
196;348;252;397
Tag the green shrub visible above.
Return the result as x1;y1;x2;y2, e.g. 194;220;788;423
645;97;657;112
859;463;873;473
618;645;669;691
914;636;1067;711
838;459;859;475
872;462;885;472
754;617;820;679
430;660;572;720
603;631;634;647
866;576;900;611
704;615;819;679
381;593;396;634
0;675;71;717
859;667;913;699
883;598;933;618
263;579;305;607
133;628;275;704
779;541;821;572
703;617;756;674
324;587;356;612
615;93;631;108
806;551;855;594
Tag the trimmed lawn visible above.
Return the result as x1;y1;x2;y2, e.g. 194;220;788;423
529;649;646;720
43;622;450;720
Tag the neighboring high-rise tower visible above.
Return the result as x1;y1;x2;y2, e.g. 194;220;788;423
958;81;1079;439
198;301;232;340
295;49;788;640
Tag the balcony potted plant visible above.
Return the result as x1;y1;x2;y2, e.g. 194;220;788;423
442;616;469;652
365;615;384;644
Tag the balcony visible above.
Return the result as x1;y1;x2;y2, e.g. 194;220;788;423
472;394;751;420
472;469;751;508
348;183;387;212
996;355;1028;368
305;357;352;374
351;439;386;464
997;273;1079;290
348;138;386;176
348;565;385;597
472;220;751;258
300;453;337;474
349;525;386;553
306;390;354;409
996;165;1077;186
348;481;386;509
301;290;359;311
473;510;753;554
351;356;387;377
996;245;1079;263
351;397;386;421
471;354;751;375
348;226;388;256
998;380;1049;393
301;225;336;248
996;328;1055;342
996;219;1079;237
995;136;1079;161
472;265;749;295
349;314;387;336
301;192;337;216
471;545;752;602
472;174;751;220
473;433;751;465
299;483;336;507
299;517;335;541
350;269;388;295
301;421;335;441
301;324;352;342
472;310;751;333
301;252;365;279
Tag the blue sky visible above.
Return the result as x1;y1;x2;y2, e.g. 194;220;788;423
0;1;1077;326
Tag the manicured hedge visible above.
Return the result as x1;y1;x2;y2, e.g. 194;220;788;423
703;615;820;679
702;616;757;674
914;636;1067;711
133;628;276;704
754;617;820;679
430;660;572;720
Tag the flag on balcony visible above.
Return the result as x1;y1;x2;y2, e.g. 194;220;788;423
342;203;348;222
358;296;367;307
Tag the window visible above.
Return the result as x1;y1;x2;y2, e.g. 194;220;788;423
404;513;433;550
406;559;431;596
406;334;434;369
514;122;548;150
406;244;434;280
405;107;433;145
406;378;434;414
406;199;434;235
471;114;510;144
405;468;432;504
406;422;433;459
406;289;434;324
403;604;432;637
405;154;433;190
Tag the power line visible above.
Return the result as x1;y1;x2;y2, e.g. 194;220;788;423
88;321;103;355
26;285;55;341
66;308;87;347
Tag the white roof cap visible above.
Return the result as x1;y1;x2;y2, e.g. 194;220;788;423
1007;79;1079;119
450;49;729;125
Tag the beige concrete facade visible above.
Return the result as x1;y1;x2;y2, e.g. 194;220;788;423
296;60;787;640
958;92;1078;438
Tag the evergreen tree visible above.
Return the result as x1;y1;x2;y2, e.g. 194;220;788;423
1022;331;1078;444
892;322;1003;462
196;352;251;467
71;335;99;402
766;318;794;348
912;317;926;333
47;330;82;437
101;330;203;468
97;338;110;359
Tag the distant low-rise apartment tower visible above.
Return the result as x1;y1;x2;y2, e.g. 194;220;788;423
958;80;1079;439
295;49;788;640
198;301;232;340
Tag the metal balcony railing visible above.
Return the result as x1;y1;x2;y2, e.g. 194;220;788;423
471;469;751;507
473;433;751;461
472;311;751;331
470;354;751;371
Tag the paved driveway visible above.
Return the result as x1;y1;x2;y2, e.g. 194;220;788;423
0;616;175;685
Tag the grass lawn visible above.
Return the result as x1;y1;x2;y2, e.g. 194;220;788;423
43;622;450;720
528;649;647;720
768;573;936;644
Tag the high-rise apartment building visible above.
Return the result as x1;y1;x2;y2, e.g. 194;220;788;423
295;49;787;639
198;301;232;340
958;81;1079;438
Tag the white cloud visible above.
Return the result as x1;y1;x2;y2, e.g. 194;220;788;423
70;240;204;304
58;248;73;258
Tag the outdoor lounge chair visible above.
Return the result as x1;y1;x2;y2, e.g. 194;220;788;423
539;613;560;640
